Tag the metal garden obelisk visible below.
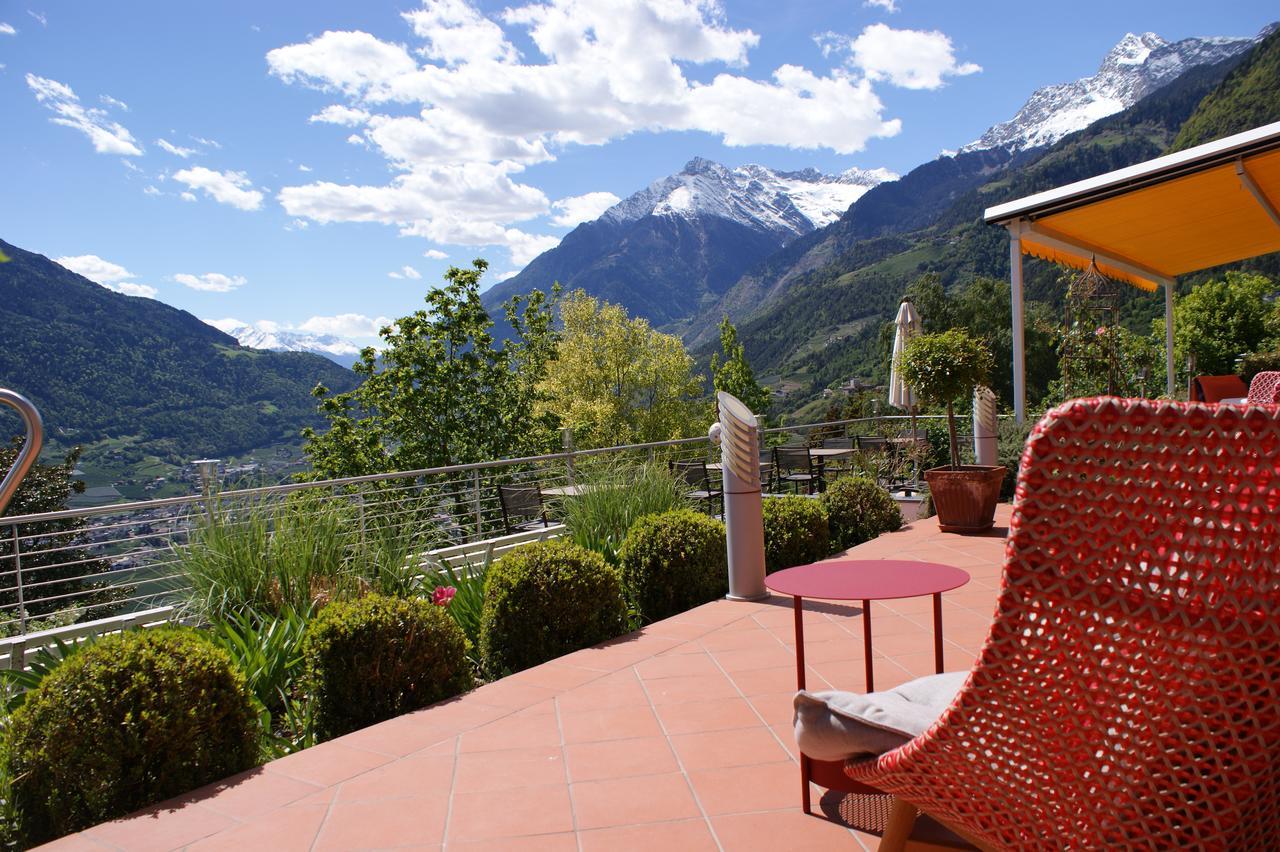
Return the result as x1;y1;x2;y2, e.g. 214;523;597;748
715;391;767;601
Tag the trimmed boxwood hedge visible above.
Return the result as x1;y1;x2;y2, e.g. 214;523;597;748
821;475;902;552
762;496;830;574
479;539;627;675
620;509;727;623
302;593;473;740
4;629;259;846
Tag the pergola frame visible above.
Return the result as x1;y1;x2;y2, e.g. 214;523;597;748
985;121;1280;422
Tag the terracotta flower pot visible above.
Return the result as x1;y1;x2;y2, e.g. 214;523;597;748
923;465;1006;534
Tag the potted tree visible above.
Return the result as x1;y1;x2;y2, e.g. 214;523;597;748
899;329;1005;533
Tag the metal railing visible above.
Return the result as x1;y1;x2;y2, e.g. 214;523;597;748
0;412;967;640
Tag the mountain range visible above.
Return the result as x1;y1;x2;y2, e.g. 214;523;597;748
480;160;893;329
0;240;357;482
205;320;363;369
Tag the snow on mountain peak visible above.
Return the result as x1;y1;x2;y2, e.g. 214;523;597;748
207;319;361;368
961;29;1258;154
600;159;897;238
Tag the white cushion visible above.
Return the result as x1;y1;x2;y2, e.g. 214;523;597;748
793;671;967;761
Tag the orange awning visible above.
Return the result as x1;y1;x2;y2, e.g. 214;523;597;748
987;122;1280;292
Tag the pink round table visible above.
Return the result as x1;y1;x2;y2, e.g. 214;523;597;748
765;559;970;813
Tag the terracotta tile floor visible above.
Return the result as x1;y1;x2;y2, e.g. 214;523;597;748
52;508;1010;851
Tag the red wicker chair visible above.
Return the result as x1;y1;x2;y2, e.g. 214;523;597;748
1247;371;1280;404
845;397;1280;850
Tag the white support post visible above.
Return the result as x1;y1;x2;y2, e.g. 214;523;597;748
1165;281;1176;398
1009;223;1026;424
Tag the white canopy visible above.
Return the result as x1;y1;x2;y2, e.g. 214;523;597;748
888;299;921;410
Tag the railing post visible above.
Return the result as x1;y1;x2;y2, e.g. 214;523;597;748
471;469;483;537
11;523;25;635
356;483;367;552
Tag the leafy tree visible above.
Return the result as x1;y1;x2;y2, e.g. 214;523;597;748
303;260;560;477
710;316;770;416
539;291;705;448
1167;272;1279;377
899;330;994;469
0;441;121;630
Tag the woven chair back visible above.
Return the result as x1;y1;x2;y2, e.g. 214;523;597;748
1247;371;1280;404
670;460;710;489
498;485;543;520
847;397;1280;849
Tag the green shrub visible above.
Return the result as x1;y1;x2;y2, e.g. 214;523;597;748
479;540;627;675
5;630;258;846
302;594;473;740
762;496;830;574
1240;349;1280;383
619;509;727;623
821;476;902;552
557;460;689;564
997;416;1035;501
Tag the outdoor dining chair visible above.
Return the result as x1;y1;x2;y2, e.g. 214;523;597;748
821;436;856;477
1191;374;1248;402
669;460;723;515
841;397;1280;850
773;446;825;494
1247;370;1280;403
497;484;549;535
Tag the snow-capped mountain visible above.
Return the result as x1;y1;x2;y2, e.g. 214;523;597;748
482;158;895;333
602;158;897;238
962;30;1259;153
206;320;361;369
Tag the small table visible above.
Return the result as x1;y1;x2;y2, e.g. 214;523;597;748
765;559;970;813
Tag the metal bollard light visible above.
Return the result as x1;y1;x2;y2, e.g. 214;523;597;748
715;392;767;601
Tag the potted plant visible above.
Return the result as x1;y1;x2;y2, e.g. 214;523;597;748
898;329;1005;533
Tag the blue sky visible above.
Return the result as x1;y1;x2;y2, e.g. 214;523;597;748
1;0;1275;347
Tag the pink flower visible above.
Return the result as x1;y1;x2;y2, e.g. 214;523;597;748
1094;326;1107;336
432;586;457;607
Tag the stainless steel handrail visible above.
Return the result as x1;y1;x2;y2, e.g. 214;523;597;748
0;389;43;516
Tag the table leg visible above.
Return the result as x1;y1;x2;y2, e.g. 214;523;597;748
862;599;873;693
793;595;811;814
933;592;944;674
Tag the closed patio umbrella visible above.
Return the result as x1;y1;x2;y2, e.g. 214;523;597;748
888;298;921;415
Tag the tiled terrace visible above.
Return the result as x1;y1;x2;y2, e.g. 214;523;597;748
47;507;1011;852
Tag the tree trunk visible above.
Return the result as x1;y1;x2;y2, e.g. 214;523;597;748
946;401;960;470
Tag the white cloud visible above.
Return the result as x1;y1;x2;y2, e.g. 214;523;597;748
206;317;247;335
549;191;620;227
99;94;129;111
423;249;448;259
27;10;46;27
309;104;370;126
298;164;312;172
266;0;958;265
143;185;161;196
26;74;143;155
494;269;519;282
849;24;980;90
105;281;159;298
864;0;898;12
0;23;15;35
55;254;157;298
298;313;391;337
121;158;141;172
172;166;265;210
191;135;221;149
55;254;134;283
174;272;248;292
180;191;197;202
388;265;422;279
156;138;197;158
285;217;310;230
